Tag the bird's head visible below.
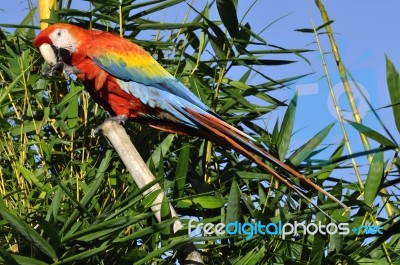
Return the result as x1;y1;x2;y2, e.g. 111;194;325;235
34;23;80;66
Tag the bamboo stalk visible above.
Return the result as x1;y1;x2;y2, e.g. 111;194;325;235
315;1;368;144
315;1;394;262
38;0;57;30
311;19;364;190
314;0;395;219
98;120;204;265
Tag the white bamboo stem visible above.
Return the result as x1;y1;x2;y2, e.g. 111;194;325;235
99;120;203;264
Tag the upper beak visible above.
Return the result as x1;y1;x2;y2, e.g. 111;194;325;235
38;43;58;66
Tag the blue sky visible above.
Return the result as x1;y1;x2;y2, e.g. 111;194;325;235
1;0;399;178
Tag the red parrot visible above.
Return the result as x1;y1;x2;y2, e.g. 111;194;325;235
34;23;345;208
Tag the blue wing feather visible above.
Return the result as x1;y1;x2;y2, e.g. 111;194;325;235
92;54;211;114
114;78;208;130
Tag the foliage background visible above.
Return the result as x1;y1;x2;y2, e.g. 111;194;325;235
0;0;399;264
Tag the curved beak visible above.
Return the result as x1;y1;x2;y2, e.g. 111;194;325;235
38;43;58;66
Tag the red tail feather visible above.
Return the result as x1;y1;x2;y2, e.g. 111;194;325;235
186;108;346;208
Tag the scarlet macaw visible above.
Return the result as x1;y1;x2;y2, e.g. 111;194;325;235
34;23;345;208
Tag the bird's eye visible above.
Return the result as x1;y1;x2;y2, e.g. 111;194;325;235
57;31;62;37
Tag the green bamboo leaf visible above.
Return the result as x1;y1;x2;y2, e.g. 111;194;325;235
8;255;49;265
198;27;206;57
238;23;267;45
14;7;36;36
147;134;175;168
246;248;265;263
186;31;200;51
254;91;286;106
114;218;177;244
0;57;17;79
134;236;192;265
346;119;396;147
330;207;350;223
106;177;164;219
174;143;190;197
55;85;84;108
226;179;241;225
364;152;384;206
0;24;39;30
188;74;210;104
129;0;173;10
209;34;229;62
15;163;44;189
385;55;400;134
217;99;236;114
357;258;391;265
204;58;296;65
248;48;313;55
89;0;120;7
310;139;345;180
288;122;335;166
56;9;93;18
255;73;311;90
222;78;250;89
61;150;112;233
0;194;6;210
237;171;270;180
236;22;251;51
258;182;267;206
216;0;239;38
0;63;32;105
239;68;251;83
133;22;202;30
141;189;163;209
176;196;225;209
0;210;57;260
271;118;280;146
67;82;79;129
36;219;61;252
277;92;297;160
47;186;63;221
9;120;39;137
52;246;107;264
195;3;225;40
295;20;334;33
234;248;260;263
62;213;153;243
223;88;255;110
161;196;173;246
310;213;326;265
128;0;184;20
190;3;233;61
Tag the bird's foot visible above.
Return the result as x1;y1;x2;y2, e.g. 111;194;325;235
41;61;63;77
41;61;80;81
92;115;128;137
105;115;129;124
62;63;80;79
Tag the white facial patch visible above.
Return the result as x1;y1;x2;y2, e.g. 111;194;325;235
39;43;58;66
49;29;77;53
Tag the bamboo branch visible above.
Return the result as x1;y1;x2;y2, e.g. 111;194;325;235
98;120;203;265
38;0;57;30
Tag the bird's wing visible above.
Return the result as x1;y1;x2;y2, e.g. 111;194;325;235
87;35;211;114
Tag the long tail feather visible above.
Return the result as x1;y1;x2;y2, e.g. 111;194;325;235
186;108;347;208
